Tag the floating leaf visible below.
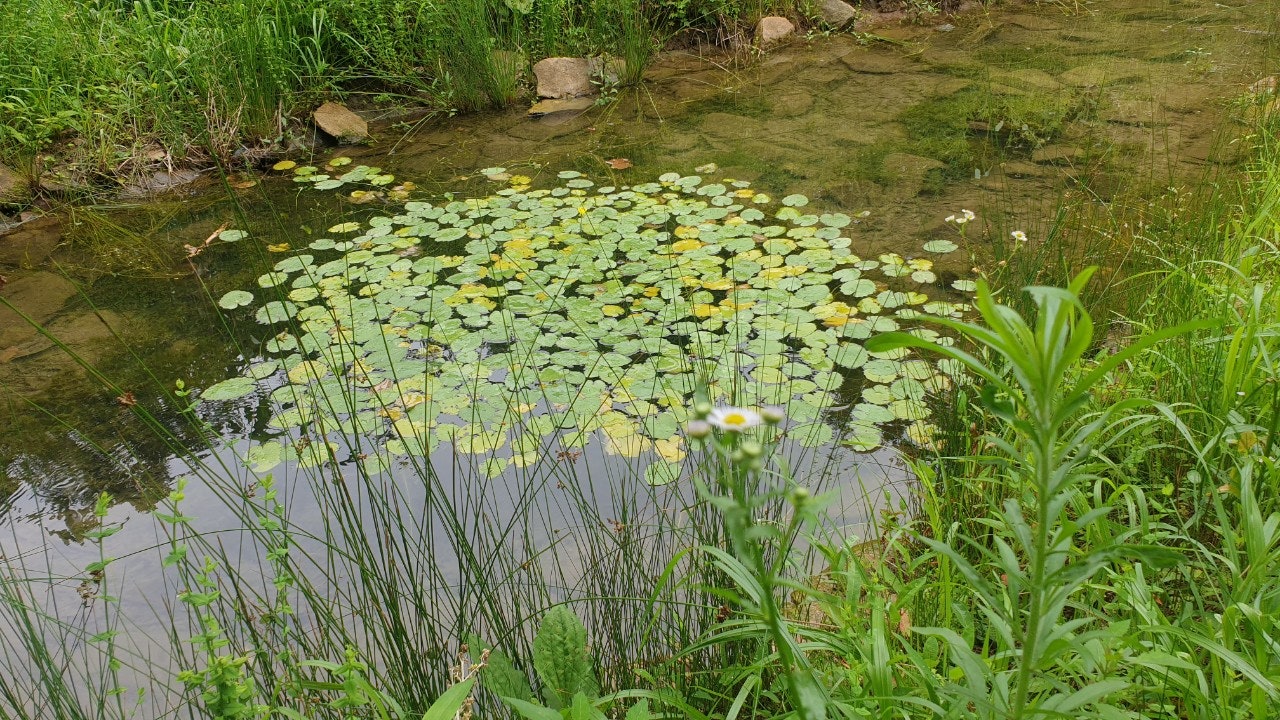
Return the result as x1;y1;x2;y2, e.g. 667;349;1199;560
218;290;254;309
201;377;256;401
952;279;978;292
844;424;883;452
923;239;958;254
213;168;965;470
219;229;247;242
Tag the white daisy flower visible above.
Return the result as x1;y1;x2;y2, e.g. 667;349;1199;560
1011;230;1028;243
707;406;762;432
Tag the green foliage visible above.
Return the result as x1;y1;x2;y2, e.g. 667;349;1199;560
204;166;974;475
0;0;815;176
869;271;1206;717
531;607;598;710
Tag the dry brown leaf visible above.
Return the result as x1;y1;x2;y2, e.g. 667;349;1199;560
606;158;633;170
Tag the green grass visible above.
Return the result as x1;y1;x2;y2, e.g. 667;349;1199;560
0;0;815;196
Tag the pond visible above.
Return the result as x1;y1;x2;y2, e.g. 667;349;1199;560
0;0;1275;711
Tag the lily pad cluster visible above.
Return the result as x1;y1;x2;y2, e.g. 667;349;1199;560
206;166;974;483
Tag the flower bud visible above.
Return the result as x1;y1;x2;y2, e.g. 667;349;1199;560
686;420;711;439
760;405;785;424
693;400;713;419
740;440;763;458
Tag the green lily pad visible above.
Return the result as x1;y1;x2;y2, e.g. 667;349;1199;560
201;376;257;401
210;168;967;470
219;290;254;309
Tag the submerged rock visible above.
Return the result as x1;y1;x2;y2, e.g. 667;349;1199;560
313;102;369;143
839;50;918;75
534;57;593;98
755;16;795;46
0;214;60;266
881;153;944;197
528;98;596;116
769;89;815;117
0;272;78;347
819;0;858;29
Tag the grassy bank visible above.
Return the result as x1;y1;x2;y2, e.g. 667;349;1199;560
0;0;874;198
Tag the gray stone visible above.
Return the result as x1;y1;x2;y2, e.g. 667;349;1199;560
0;164;27;205
528;98;596;116
818;0;858;29
533;57;593;99
313;102;369;143
755;16;795;46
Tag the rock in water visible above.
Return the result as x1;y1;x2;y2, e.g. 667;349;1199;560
819;0;858;29
533;57;593;98
313;102;368;143
755;16;795;46
528;98;596;116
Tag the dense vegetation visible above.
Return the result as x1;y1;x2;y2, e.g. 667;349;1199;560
0;0;852;188
3;1;1279;719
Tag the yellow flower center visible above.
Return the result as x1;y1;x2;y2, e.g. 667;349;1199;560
723;412;747;426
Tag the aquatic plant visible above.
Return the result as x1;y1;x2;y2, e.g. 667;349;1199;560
203;164;979;484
